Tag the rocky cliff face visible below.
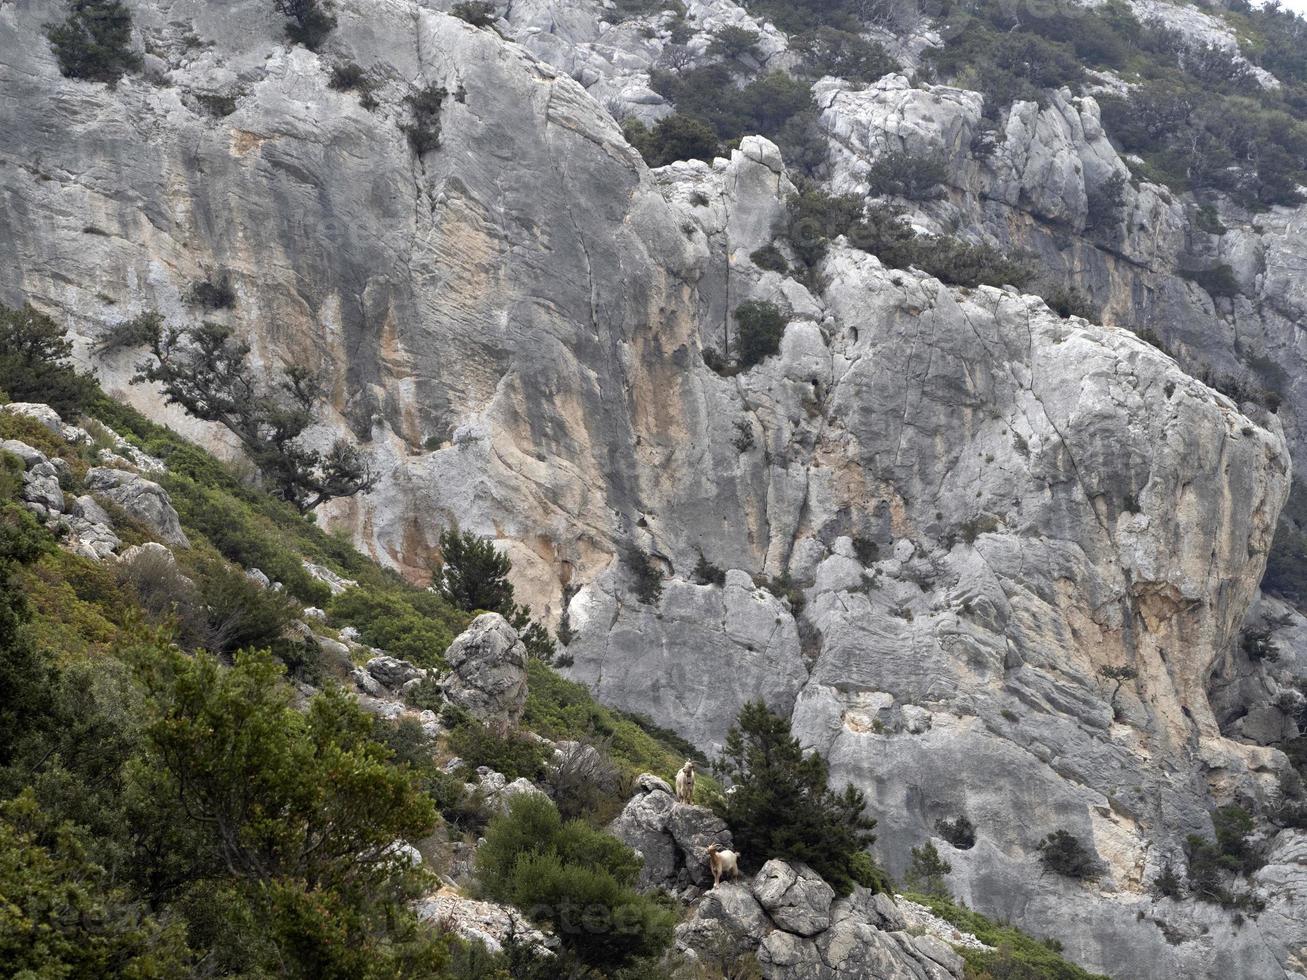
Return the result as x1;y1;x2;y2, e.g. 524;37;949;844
3;0;1305;976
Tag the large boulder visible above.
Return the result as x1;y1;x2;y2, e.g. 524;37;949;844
608;779;734;891
752;860;835;937
441;614;528;725
366;654;426;690
84;467;189;548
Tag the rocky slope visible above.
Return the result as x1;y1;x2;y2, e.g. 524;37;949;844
3;0;1306;976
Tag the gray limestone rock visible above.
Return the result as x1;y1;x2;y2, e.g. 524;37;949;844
84;467;190;547
442;614;529;725
752;860;835;937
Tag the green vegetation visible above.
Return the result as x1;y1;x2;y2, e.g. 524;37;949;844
623;544;664;604
1038;829;1102;881
792;26;898;84
0;304;99;417
785;190;1033;291
435;527;556;661
186;271;236;310
329;61;379;108
906;894;1110;980
936;814;976;850
865;148;948;200
0;476;451;976
905;840;952;897
524;660;712;778
274;0;336;51
475;794;677;971
328;583;467;666
451;0;498;28
46;0;142;85
404;84;448;154
733;299;789;369
708;25;762;65
1184;805;1266;912
714;701;882;895
133;319;377;514
624;113;720;167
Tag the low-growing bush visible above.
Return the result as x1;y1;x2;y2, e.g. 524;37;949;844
624;113;719;167
792;26;898;83
623;545;664;604
446;718;550;782
936;814;976;850
187;272;236;310
327;583;465;667
733;300;789;369
475;794;676;970
865;148;949;200
1184;805;1266;911
708;25;761;64
46;0;142;85
693;553;727;586
545;739;627;823
403;84;447;154
1038;829;1102;880
451;1;497;28
274;0;336;51
750;244;790;274
1181;264;1242;300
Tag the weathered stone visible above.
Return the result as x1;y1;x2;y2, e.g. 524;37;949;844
752;860;835;937
84;467;189;547
367;654;425;690
442;614;528;725
609;788;678;890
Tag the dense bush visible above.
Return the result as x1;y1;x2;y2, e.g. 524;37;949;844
650;65;813;147
708;25;762;64
1180;264;1242;300
792;26;898;83
714;701;880;895
909;894;1110;980
1038;829;1102;880
446;715;551;782
187;271;236;310
865;148;949;200
936;814;976;850
733;299;789;369
0;303;99;418
475;794;677;970
46;0;142;85
623;545;664;604
451;0;497;28
750;243;790;274
274;0;336;51
1184;805;1266;911
544;738;627;822
329;62;379;108
624;113;720;167
328;583;466;666
905;840;952;897
404;84;448;154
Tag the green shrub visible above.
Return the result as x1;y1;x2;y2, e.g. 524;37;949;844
187;272;236;309
650;66;813;147
46;0;142;85
714;701;880;895
1181;264;1242;300
403;84;447;154
905;840;952;897
447;718;550;782
792;26;898;83
733;300;789;369
750;244;789;274
475;794;676;971
1184;805;1266;911
327;584;465;666
908;893;1109;980
1085;173;1127;237
624;113;720;167
0;304;99;418
693;553;727;586
274;0;336;51
787;184;863;267
1038;829;1101;880
623;545;663;604
451;1;497;27
708;25;761;64
865;148;948;200
936;815;976;850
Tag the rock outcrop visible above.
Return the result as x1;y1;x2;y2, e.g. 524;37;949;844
2;1;1304;976
442;614;529;725
84;466;189;547
609;775;733;891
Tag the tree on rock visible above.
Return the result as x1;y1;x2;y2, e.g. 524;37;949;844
46;0;142;85
132;320;375;514
274;0;336;51
436;527;556;662
714;700;881;895
0;304;98;417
